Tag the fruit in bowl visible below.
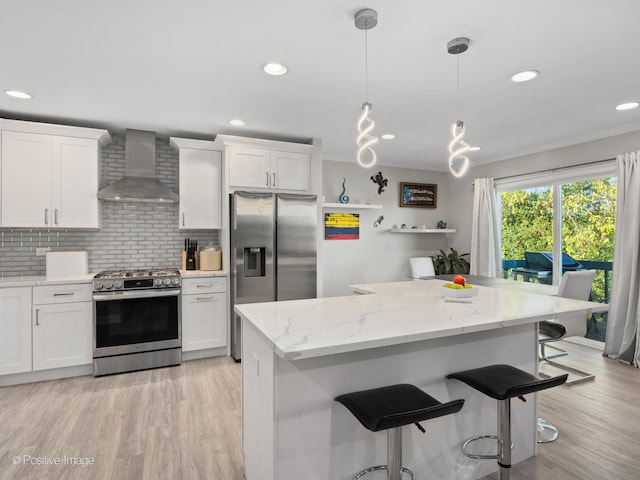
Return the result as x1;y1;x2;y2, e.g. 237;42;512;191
441;279;478;298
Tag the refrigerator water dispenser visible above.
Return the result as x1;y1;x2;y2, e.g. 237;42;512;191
244;247;266;277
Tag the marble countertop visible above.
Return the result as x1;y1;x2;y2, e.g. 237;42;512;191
0;274;96;287
179;269;227;278
0;269;227;288
235;279;608;361
353;276;559;296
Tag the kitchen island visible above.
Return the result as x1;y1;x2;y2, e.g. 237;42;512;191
235;279;607;480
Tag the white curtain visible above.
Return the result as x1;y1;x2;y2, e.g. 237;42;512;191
604;151;640;367
470;178;501;277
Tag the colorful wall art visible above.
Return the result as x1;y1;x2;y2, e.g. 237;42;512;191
324;213;360;240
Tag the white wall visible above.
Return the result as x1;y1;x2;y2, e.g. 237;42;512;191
321;161;454;297
446;129;640;256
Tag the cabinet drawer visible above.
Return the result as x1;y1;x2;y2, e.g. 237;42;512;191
181;277;227;295
33;283;93;305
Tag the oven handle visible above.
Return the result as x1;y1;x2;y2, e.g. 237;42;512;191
93;289;181;301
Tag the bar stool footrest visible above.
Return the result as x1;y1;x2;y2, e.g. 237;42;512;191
462;435;514;460
353;465;415;480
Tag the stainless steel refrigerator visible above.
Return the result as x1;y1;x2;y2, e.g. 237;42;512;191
230;191;318;360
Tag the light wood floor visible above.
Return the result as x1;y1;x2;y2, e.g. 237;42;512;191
1;343;638;480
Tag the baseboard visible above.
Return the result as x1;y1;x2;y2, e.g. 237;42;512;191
563;336;604;351
182;346;227;361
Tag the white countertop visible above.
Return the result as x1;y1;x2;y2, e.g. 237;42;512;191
235;279;608;361
0;274;95;287
0;269;227;288
179;269;227;278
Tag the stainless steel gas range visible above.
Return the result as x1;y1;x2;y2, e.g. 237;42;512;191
92;268;182;376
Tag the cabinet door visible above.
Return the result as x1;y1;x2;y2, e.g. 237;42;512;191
228;146;272;189
271;150;310;191
182;292;227;351
1;131;52;227
32;302;92;371
51;137;99;228
0;287;32;375
179;148;222;229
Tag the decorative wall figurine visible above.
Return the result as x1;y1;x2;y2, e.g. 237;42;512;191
373;215;384;228
339;177;350;203
370;171;388;194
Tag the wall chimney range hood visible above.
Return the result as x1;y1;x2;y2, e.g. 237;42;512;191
97;129;179;203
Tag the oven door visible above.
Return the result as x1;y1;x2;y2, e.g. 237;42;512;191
93;289;181;358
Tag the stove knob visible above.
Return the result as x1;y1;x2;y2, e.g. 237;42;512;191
114;281;123;289
171;278;180;286
104;281;113;290
94;283;103;290
163;278;171;286
154;279;163;287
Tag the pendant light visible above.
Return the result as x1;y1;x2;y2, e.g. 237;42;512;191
354;8;378;168
447;37;471;177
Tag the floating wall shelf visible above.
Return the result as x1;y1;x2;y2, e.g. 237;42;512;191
388;228;456;234
322;202;382;209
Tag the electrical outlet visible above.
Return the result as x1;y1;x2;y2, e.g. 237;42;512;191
36;247;51;256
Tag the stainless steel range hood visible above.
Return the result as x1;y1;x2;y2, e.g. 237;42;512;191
97;129;179;203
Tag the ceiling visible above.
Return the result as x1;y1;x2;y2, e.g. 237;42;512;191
2;0;639;172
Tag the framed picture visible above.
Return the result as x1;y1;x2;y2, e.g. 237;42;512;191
400;182;437;208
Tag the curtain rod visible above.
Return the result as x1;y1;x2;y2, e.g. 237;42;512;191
491;157;616;182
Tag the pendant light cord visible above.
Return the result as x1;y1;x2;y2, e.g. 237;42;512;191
364;28;369;102
456;53;461;119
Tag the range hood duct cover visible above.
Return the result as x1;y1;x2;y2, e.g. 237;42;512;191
97;129;179;203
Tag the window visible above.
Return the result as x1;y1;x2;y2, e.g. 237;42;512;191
497;162;616;342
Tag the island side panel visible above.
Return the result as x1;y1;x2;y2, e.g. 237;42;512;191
271;323;537;480
242;319;276;480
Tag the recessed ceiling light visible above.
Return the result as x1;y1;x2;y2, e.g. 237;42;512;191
468;146;481;152
511;70;539;83
263;63;288;76
616;102;639;111
229;119;246;126
380;134;395;140
5;90;32;99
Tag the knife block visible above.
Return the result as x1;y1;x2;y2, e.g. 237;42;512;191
182;251;199;270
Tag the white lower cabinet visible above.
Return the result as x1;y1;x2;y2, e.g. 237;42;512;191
32;284;92;371
182;277;227;352
0;287;32;375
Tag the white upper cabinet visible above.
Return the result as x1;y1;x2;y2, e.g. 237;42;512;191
1;131;52;227
219;135;312;192
52;136;100;228
270;150;310;191
171;137;223;230
0;119;110;228
228;146;272;189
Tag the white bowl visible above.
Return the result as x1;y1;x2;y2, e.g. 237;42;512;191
440;285;479;298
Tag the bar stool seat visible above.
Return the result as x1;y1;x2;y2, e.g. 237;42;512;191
336;383;464;480
447;365;567;480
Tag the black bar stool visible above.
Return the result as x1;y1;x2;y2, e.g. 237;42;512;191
446;364;567;480
335;383;465;480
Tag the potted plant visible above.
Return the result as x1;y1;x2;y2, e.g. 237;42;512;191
431;248;470;275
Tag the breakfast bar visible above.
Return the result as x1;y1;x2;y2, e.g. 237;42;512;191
235;279;608;480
